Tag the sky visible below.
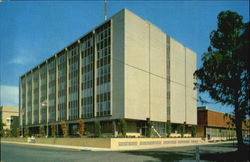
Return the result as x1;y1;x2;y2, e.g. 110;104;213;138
0;1;249;114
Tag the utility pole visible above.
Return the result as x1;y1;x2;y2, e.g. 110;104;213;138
104;0;107;21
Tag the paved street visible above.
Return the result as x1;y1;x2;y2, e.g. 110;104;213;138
1;142;237;162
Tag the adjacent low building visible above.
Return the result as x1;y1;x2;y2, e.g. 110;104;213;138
197;106;249;140
0;106;19;134
19;9;197;137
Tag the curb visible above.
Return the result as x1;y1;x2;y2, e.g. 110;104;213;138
1;140;236;152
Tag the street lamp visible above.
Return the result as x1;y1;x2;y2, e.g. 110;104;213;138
41;100;48;138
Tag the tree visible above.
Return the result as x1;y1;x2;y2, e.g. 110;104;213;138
178;125;185;138
78;119;84;137
119;119;127;137
191;125;196;137
16;128;20;137
166;120;172;137
60;120;67;137
51;125;56;137
11;128;17;137
5;129;11;137
2;128;6;137
24;127;29;137
94;121;101;137
0;120;6;137
146;120;152;137
194;11;249;151
39;125;46;137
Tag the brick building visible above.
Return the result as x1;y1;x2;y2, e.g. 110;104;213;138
197;106;249;140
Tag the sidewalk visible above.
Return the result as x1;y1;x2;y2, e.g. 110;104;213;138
1;141;110;151
1;140;236;151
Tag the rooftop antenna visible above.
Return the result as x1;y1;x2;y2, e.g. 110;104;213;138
104;0;107;21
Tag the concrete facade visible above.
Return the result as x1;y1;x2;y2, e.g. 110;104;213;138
19;9;197;136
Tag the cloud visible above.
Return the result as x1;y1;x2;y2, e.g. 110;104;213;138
8;48;37;65
0;85;19;107
9;57;26;65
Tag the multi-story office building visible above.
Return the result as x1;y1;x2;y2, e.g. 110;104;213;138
19;9;197;136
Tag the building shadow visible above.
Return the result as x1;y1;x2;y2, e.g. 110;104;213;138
200;150;250;162
119;143;245;162
120;150;194;162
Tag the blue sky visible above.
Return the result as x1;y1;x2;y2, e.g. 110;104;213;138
0;1;249;114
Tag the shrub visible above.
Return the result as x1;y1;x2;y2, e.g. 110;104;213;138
51;125;56;137
24;127;29;137
16;128;20;137
94;121;101;137
11;128;17;137
166;120;172;137
60;120;67;137
112;121;117;136
178;125;185;138
5;129;11;137
2;128;6;137
0;120;6;137
78;119;84;137
191;125;196;137
146;120;152;137
39;125;46;137
119;119;127;137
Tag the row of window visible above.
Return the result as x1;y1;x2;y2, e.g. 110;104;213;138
97;37;111;51
81;96;93;105
82;54;93;67
69;85;78;94
58;96;66;104
82;71;93;82
82;88;93;98
82;80;93;89
97;92;110;102
97;55;111;68
69;70;78;80
58;104;66;121
97;74;110;85
81;47;94;58
81;104;93;117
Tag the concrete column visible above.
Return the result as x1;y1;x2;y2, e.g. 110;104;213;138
25;74;28;126
38;66;41;124
148;23;151;119
166;35;171;121
184;48;187;123
46;61;49;135
110;20;113;115
19;77;22;131
31;71;34;124
93;31;97;117
55;55;58;122
112;120;118;136
78;40;82;119
65;48;69;120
